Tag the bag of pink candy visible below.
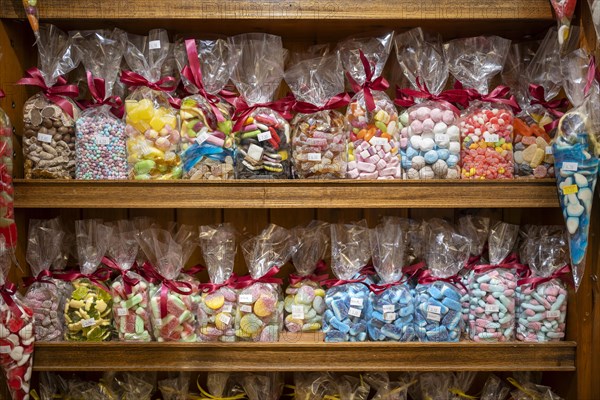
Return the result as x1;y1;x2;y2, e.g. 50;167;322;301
0;241;35;400
444;35;518;179
106;220;152;342
136;225;198;342
395;28;462;180
338;31;402;180
236;224;295;342
516;225;570;342
0;74;16;249
197;223;238;342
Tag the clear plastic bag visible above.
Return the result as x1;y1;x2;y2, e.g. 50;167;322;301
237;372;284;400
159;372;190;400
367;217;415;341
324;221;371;342
107;220;152;341
549;0;577;48
448;372;476;400
20;24;80;179
176;38;237;180
236;224;294;342
229;33;291;179
467;221;520;342
137;225;197;342
480;374;510;400
327;373;370;400
365;372;414;400
339;32;401;179
71;28;129;180
197;223;238;342
293;372;330;400
34;372;69;400
122;29;182;180
203;372;239;399
418;373;452;400
395;28;460;180
285;221;328;333
64;220;114;341
0;103;16;249
445;36;515;179
286;54;348;178
114;372;155;400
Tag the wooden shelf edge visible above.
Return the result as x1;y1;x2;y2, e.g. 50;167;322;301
14;179;559;209
33;341;576;372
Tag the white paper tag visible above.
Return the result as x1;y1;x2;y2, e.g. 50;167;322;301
562;162;578;171
196;132;209;145
382;304;395;313
154;319;162;327
292;305;305;320
257;131;272;142
240;305;252;313
384;312;397;321
427;305;441;314
0;346;11;354
545;147;553;155
348;307;362;317
426;312;441;322
484;133;500;143
117;308;128;316
370;137;388;146
219;313;231;325
222;304;233;313
485;304;500;313
81;318;96;328
546;310;561;318
148;40;161;50
239;294;253;304
95;135;110;145
307;153;322;161
37;133;52;143
350;297;364;307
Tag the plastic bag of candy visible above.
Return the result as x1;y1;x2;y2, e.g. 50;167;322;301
0;81;16;248
159;372;190;400
448;372;476;400
365;372;416;400
292;372;331;400
237;372;284;400
113;372;155;400
419;373;452;400
326;373;370;400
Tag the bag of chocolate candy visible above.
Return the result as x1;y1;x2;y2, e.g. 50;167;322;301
159;372;190;400
176;37;237;180
367;217;415;341
229;33;292;179
236;224;294;342
197;223;238;342
122;29;182;180
237;372;284;400
18;24;80;179
338;31;401;179
285;221;329;333
324;220;372;342
70;28;129;180
286;54;349;178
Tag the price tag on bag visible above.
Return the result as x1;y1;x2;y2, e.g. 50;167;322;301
562;184;578;195
81;318;96;328
562;162;578;171
546;310;561;318
0;346;11;354
370;137;388;146
37;133;52;143
426;312;441;322
384;312;397;321
95;135;110;145
485;304;500;313
348;307;362;317
382;305;395;313
292;305;305;320
240;305;252;313
222;304;233;313
483;133;500;143
257;131;272;142
239;294;253;304
545;147;553;155
149;40;161;50
307;153;322;161
350;297;364;307
117;308;128;316
427;305;441;314
219;314;231;325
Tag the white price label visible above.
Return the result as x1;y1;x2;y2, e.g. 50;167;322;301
219;314;231;325
562;162;578;171
426;312;441;322
370;137;388;146
348;307;362;317
427;305;441;314
350;297;364;307
95;135;110;145
257;131;272;142
0;346;11;354
307;153;322;161
545;147;553;155
292;305;305;320
154;319;162;327
81;318;96;328
240;305;252;313
546;310;561;318
239;294;253;304
37;133;52;143
485;304;500;313
384;312;397;321
382;305;395;313
484;133;500;143
148;40;161;50
196;132;209;144
117;308;128;316
222;304;233;313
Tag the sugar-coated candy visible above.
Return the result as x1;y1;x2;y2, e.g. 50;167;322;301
64;279;113;341
111;276;152;341
0;107;16;248
414;281;462;342
196;287;237;342
25;279;67;342
367;285;415;341
149;280;197;342
516;282;567;342
513;117;554;179
285;281;325;333
235;283;282;342
324;283;370;342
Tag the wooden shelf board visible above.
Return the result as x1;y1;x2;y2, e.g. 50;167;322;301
13;179;559;209
33;341;576;372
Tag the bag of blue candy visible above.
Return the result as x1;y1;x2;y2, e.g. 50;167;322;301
367;217;415;342
414;220;470;342
323;220;372;342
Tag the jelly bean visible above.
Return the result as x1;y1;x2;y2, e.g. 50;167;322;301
513;117;554;179
64;279;113;341
236;283;282;342
367;285;415;341
111;275;152;341
324;283;370;342
414;281;462;342
516;282;568;342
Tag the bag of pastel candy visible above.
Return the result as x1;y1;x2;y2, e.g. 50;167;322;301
237;372;284;400
516;225;570;342
18;24;80;180
367;217;415;342
414;219;469;342
175;37;237;180
23;218;66;341
324;220;372;342
121;29;182;180
63;219;113;341
395;28;461;180
467;221;520;342
106;220;152;342
236;224;295;342
445;35;517;179
136;225;197;342
229;33;292;179
337;31;402;179
285;54;349;178
69;28;128;180
197;223;238;342
285;221;329;333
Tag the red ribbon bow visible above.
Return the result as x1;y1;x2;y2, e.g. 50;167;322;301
232;96;294;133
101;256;140;295
120;70;181;109
528;83;570;133
0;90;5;99
584;55;597;97
517;264;573;290
142;262;194;318
0;281;21;317
461;84;521;114
395;78;470;112
232;266;283;289
289;260;330;286
53;267;112;292
181;264;206;277
346;50;389;112
22;269;55;288
471;253;527;276
322;268;369;289
417;269;467;292
198;273;239;294
369;279;410;295
81;71;125;118
291;93;351;114
401;261;426;280
465;255;482;270
17;67;79;118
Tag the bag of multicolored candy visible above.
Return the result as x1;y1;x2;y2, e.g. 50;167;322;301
367;217;415;341
285;221;329;333
395;28;461;179
338;31;402;179
445;35;517;179
324;220;372;342
176;37;237;180
286;54;349;178
229;33;292;179
236;224;295;341
197;223;238;342
121;29;182;180
517;225;569;342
